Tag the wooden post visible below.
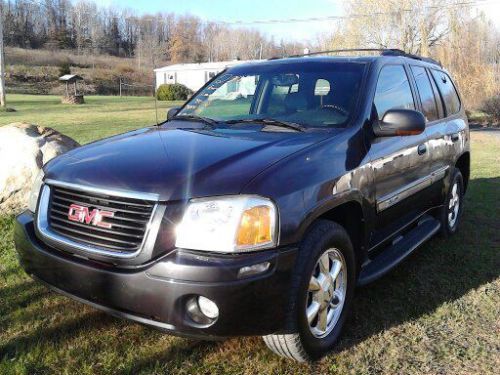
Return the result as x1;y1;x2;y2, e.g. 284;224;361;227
119;77;122;98
0;4;6;108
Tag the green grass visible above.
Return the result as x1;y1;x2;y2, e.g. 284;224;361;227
0;98;499;373
0;94;183;144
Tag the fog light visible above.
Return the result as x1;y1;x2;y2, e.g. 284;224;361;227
238;262;270;278
197;296;219;319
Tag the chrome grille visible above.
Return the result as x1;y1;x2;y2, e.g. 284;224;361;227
47;186;155;253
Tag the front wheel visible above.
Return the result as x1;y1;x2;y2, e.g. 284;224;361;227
263;220;356;362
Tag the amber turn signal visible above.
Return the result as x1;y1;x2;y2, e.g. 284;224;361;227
236;206;272;247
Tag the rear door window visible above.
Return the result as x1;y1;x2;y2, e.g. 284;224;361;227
410;65;439;122
430;70;461;116
373;65;415;120
428;71;445;118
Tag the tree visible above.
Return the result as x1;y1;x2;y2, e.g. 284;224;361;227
321;0;500;109
0;1;6;108
326;0;454;55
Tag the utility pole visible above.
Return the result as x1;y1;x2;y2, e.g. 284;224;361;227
0;2;6;108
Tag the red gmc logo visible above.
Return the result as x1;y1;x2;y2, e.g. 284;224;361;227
67;204;115;229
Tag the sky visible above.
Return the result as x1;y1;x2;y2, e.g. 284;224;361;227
102;0;343;42
100;0;500;42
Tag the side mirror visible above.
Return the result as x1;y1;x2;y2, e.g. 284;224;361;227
167;107;181;120
373;109;425;137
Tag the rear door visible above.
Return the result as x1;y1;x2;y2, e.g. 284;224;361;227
424;68;467;204
409;65;446;208
368;64;430;232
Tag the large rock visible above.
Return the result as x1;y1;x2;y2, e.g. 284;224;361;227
0;123;80;214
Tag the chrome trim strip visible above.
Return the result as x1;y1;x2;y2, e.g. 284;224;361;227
377;166;449;212
36;184;165;259
44;179;160;201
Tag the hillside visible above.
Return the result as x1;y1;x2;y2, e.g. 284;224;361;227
4;48;155;96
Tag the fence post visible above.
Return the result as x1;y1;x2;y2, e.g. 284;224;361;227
119;77;122;98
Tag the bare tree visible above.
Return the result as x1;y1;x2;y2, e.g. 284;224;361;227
321;0;500;109
0;1;6;108
331;0;455;54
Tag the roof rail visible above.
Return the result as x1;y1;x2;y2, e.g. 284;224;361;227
285;48;442;67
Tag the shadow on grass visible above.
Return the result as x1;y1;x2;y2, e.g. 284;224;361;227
0;280;51;314
335;177;500;352
0;266;23;280
0;311;116;359
126;339;221;374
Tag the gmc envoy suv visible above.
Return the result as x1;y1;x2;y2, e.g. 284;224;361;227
15;49;469;361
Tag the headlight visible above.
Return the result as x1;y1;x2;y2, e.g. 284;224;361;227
28;169;45;213
175;195;278;253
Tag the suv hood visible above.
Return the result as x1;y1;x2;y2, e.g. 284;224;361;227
45;125;331;201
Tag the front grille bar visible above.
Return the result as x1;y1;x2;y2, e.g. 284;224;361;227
36;180;164;259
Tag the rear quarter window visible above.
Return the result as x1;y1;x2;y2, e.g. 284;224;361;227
430;70;461;116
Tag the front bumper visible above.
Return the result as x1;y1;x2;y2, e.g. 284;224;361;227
14;211;298;339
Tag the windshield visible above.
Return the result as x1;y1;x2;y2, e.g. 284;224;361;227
177;61;366;129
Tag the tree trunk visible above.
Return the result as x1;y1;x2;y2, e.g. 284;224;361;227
0;5;6;108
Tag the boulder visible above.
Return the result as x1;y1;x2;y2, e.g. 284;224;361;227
0;123;80;214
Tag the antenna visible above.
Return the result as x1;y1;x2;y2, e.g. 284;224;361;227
153;74;159;126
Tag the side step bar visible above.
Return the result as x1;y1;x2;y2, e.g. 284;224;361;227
357;215;441;286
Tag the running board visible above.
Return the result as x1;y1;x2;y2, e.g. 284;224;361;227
357;215;441;286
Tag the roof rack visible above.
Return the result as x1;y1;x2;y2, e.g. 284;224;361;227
285;48;442;67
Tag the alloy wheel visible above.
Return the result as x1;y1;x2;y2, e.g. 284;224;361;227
306;248;347;338
448;181;460;228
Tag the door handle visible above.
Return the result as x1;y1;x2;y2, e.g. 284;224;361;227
451;133;459;142
417;144;427;155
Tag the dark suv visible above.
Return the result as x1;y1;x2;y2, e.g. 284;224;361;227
15;50;469;361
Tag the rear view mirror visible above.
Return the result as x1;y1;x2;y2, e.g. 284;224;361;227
373;109;425;137
167;107;181;120
271;74;299;87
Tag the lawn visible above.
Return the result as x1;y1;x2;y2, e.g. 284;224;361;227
0;94;182;144
0;97;499;374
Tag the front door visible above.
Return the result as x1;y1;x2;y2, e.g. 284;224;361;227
368;64;431;234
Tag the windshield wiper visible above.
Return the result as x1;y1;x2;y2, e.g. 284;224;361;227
171;114;217;128
224;118;305;132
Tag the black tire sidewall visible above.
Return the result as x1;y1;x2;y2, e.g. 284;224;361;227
294;221;356;359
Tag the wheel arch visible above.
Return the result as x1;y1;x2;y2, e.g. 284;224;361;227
455;152;470;193
299;197;369;271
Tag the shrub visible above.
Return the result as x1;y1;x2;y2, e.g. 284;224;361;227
116;64;135;75
59;61;71;76
481;95;500;123
156;84;192;101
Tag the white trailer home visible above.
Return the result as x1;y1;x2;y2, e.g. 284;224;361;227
154;60;257;93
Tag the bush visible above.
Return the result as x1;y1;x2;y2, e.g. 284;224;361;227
156;83;192;101
59;61;71;76
481;95;500;123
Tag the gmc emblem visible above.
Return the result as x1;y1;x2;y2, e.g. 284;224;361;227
67;204;115;229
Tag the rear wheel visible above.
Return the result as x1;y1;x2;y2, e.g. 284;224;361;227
438;169;464;237
263;220;356;362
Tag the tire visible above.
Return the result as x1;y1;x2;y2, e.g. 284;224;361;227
438;169;464;237
262;220;356;362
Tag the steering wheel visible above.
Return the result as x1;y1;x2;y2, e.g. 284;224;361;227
320;104;349;117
